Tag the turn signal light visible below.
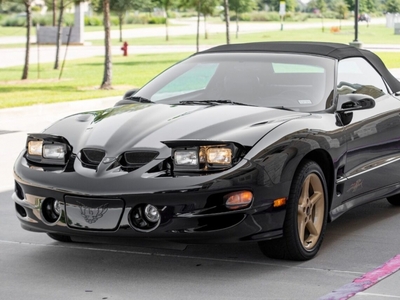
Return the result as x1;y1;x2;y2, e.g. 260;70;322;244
225;191;253;210
273;197;287;208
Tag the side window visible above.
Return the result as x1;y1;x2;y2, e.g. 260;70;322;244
151;63;218;101
337;57;387;99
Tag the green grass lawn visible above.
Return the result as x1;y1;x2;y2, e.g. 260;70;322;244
0;51;398;109
0;52;191;108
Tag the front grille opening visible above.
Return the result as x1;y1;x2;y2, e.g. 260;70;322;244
15;203;27;217
15;181;24;200
80;148;106;169
120;151;159;171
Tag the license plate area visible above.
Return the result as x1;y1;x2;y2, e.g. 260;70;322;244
65;196;124;230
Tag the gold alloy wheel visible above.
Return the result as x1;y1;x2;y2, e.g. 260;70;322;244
297;173;325;251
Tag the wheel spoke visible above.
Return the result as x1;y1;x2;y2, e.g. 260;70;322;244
310;191;323;206
298;218;306;245
300;176;311;203
306;219;319;236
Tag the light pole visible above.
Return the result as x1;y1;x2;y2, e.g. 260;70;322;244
350;0;362;48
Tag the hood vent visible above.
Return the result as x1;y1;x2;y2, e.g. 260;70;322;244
121;151;159;171
80;148;106;169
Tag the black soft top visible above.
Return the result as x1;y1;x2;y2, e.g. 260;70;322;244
200;42;400;93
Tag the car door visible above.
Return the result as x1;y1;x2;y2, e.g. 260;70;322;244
337;57;400;203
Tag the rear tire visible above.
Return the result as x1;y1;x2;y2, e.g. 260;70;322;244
387;194;400;206
47;233;72;243
259;160;328;260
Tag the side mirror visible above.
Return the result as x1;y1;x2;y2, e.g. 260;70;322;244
336;94;375;112
114;88;140;107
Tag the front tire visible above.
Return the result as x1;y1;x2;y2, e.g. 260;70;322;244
259;160;328;260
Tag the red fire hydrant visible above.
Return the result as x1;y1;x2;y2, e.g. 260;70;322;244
121;41;128;56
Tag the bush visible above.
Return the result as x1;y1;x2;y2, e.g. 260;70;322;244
2;13;74;27
148;16;166;24
85;15;101;26
2;15;26;27
284;13;309;22
125;14;149;24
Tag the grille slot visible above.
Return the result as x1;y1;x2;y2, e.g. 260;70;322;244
80;149;106;169
122;151;159;170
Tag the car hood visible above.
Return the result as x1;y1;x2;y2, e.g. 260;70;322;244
44;103;308;158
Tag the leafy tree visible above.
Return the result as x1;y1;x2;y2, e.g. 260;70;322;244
229;0;257;38
101;0;112;89
54;1;85;70
315;0;327;32
179;0;218;51
152;0;177;41
269;0;298;12
334;0;348;28
385;0;400;12
111;0;153;42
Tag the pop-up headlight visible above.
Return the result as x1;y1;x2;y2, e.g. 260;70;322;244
27;140;43;156
165;141;243;173
26;134;71;166
43;144;66;159
206;147;232;165
174;148;198;166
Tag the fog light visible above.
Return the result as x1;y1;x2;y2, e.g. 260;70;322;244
53;199;61;215
144;204;160;223
41;198;61;224
225;191;253;210
129;204;161;232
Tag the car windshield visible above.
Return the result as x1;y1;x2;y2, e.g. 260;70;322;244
135;52;335;112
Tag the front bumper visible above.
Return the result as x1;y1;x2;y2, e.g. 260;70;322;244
13;153;288;244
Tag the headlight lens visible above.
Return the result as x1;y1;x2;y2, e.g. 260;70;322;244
43;144;66;159
206;147;232;165
28;140;43;156
174;149;198;166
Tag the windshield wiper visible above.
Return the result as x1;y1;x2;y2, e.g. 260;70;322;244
125;96;154;103
179;100;251;106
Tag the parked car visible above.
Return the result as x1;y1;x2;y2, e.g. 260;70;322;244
13;42;400;260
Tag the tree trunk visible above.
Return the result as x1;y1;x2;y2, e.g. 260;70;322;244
22;1;32;80
101;0;112;89
119;14;123;42
196;1;200;52
165;8;169;41
53;0;56;26
235;10;239;39
223;0;230;44
204;14;207;39
54;0;64;70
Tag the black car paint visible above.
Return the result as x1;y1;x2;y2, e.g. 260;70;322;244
13;42;400;250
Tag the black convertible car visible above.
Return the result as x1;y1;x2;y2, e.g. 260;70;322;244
13;42;400;261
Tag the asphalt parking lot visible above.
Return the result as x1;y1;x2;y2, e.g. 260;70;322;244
2;92;400;299
2;21;400;297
